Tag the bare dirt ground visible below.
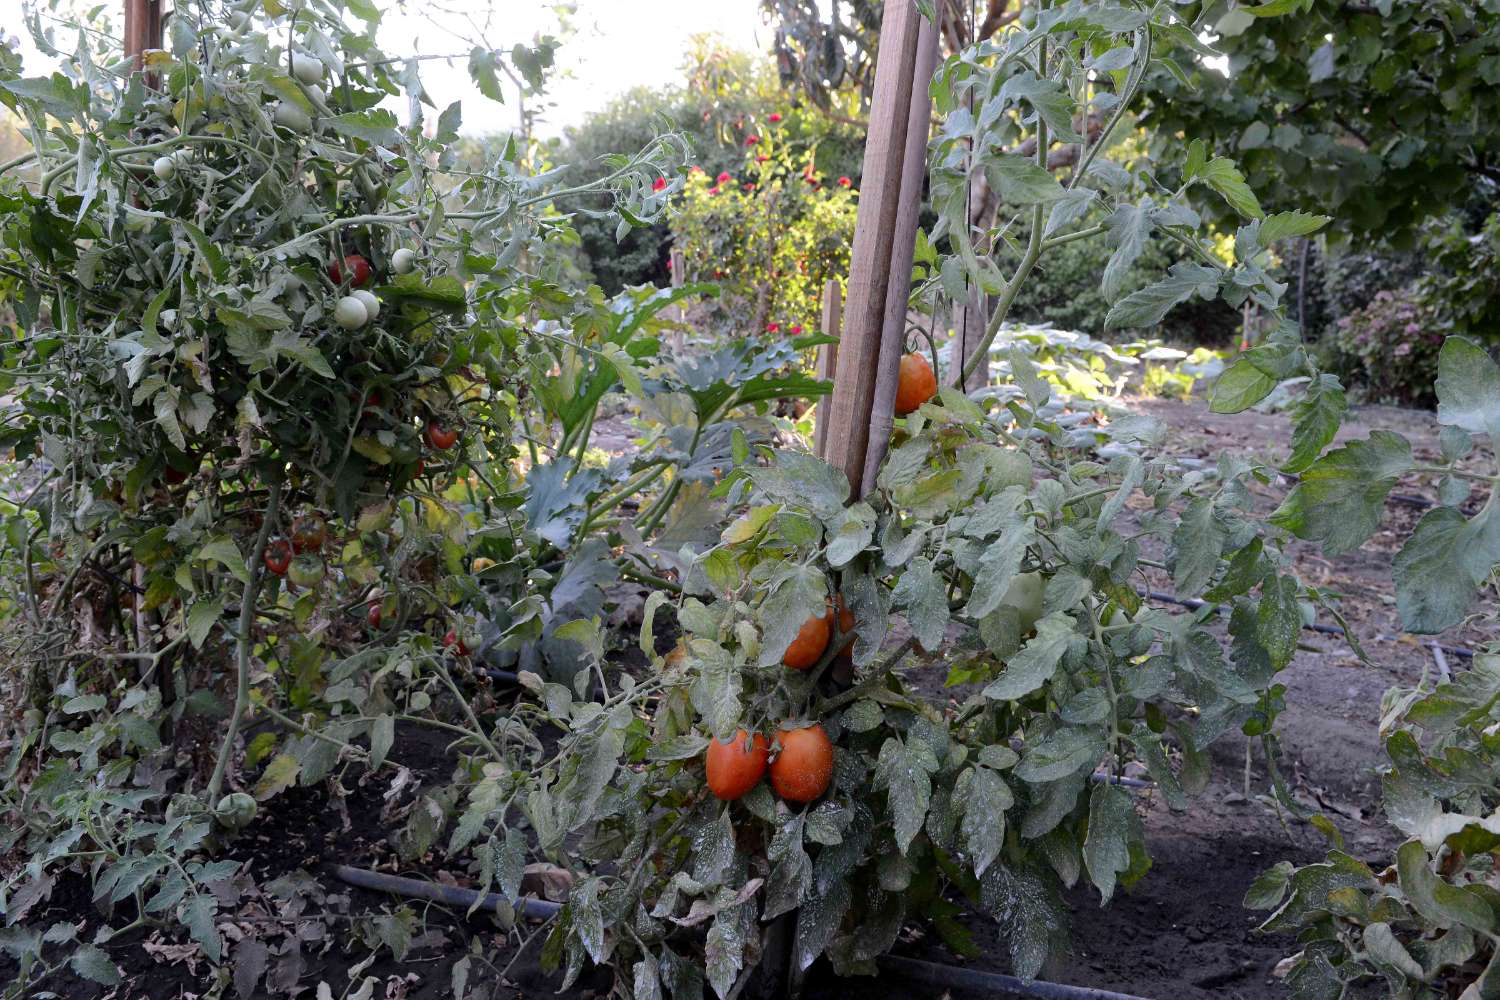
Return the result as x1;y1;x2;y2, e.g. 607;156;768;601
8;395;1489;999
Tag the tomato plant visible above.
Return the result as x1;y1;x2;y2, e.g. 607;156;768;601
1238;337;1500;997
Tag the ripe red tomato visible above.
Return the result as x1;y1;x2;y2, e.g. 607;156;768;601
770;724;834;802
289;513;328;554
367;601;383;628
443;629;470;657
328;254;371;287
782;612;831;670
426;422;458;450
263;540;293;576
705;730;770;800
895;353;938;415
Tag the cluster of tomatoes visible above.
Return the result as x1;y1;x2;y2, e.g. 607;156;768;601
261;512;329;588
702;596;857;805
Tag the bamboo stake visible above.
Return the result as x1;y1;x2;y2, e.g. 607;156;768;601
813;278;842;459
862;17;940;497
820;0;925;497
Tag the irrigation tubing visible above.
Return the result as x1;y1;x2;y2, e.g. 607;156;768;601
1138;588;1477;660
331;864;561;921
330;865;1155;1000
877;955;1153;1000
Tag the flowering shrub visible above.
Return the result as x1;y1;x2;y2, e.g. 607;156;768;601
670;112;856;337
1329;289;1444;405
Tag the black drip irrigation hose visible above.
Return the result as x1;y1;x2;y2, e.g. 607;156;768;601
1139;588;1478;660
330;865;1154;1000
331;864;561;920
877;955;1154;1000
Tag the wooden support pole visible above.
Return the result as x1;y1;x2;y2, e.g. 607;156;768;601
862;17;940;497
813;279;843;459
821;0;925;497
124;0;163;72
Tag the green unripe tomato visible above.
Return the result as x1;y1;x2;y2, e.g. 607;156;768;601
1000;571;1045;636
214;792;258;830
334;295;369;329
291;53;325;86
271;100;312;133
352;289;381;321
391;247;417;274
152;155;177;180
287;553;326;588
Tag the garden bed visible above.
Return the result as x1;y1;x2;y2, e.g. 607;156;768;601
6;393;1488;1000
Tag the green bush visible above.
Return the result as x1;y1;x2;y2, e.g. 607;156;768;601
1325;289;1443;406
1420;208;1500;349
670;127;857;336
551;39;862;294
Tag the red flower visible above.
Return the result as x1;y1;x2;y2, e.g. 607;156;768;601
789;324;803;334
716;171;731;183
652;176;667;192
707;185;721;195
743;182;755;191
745;134;760;146
837;176;852;188
755;155;769;162
666;258;673;270
768;112;782;123
766;323;779;333
689;165;703;174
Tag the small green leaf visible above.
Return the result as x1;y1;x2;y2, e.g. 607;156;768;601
186;598;222;650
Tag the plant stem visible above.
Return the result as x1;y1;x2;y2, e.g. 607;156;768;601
206;479;281;804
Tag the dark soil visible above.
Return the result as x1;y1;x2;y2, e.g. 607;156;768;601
7;395;1488;999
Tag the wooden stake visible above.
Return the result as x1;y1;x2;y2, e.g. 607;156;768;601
123;0;163;73
813;279;843;459
862;17;940;497
820;0;925;497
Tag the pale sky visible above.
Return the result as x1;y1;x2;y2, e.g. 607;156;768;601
7;0;770;136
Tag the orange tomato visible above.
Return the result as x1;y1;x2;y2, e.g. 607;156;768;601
782;611;831;670
894;352;937;415
769;724;834;803
705;729;770;801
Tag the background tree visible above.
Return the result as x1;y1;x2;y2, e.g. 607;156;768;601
1140;0;1500;248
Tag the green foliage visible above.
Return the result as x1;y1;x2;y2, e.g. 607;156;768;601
552;39;863;294
1142;1;1500;248
1420;208;1500;349
1261;337;1499;636
671;138;858;336
983;324;1225;403
1009;230;1240;343
1288;658;1500;997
